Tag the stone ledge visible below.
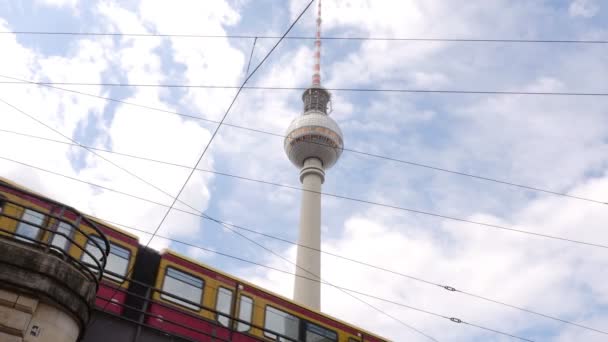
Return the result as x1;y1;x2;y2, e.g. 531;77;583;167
15;296;38;314
0;289;18;308
0;238;97;329
0;330;23;342
0;306;30;336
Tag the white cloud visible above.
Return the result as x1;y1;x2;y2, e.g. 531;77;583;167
35;0;78;9
569;0;600;18
2;1;608;340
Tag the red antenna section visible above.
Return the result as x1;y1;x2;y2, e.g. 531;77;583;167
312;0;322;86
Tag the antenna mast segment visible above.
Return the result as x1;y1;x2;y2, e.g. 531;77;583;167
312;0;322;86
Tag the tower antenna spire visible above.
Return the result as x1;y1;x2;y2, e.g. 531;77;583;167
312;0;322;86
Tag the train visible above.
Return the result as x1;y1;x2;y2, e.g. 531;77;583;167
0;176;389;342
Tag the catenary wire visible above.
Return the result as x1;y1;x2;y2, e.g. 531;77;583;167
2;79;608;97
90;0;316;325
0;30;606;44
6;1;433;339
0;154;606;338
2;129;608;336
245;37;258;77
0;57;434;342
0;20;600;342
0;75;605;206
0;129;606;250
0;153;534;341
105;220;534;342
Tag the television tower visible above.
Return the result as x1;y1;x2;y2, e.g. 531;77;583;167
284;0;343;311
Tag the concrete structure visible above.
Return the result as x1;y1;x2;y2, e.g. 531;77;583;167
284;0;343;310
0;238;98;341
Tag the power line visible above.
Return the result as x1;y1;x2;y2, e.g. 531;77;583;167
0;73;434;341
245;37;258;77
90;0;316;326
1;76;605;206
1;153;607;338
1;30;606;44
1;130;606;250
5;154;608;340
3;130;608;336
0;152;531;340
106;217;608;338
35;0;432;338
2;79;608;97
105;221;537;342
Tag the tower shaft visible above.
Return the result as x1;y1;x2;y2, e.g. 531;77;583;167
294;158;324;310
286;0;342;311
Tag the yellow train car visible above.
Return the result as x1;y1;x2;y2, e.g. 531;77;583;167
148;250;389;342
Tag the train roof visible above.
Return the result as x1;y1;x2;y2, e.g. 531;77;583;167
0;176;139;241
0;176;50;200
84;215;140;241
0;176;390;341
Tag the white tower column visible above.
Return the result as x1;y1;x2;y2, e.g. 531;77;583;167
293;158;324;310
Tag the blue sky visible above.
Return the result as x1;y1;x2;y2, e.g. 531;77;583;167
1;0;608;341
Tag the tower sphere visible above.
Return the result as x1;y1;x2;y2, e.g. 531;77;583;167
284;90;344;170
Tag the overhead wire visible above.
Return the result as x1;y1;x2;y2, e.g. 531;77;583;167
1;128;606;250
0;154;539;341
1;30;606;44
0;153;607;338
0;75;605;206
0;8;603;342
2;79;608;97
89;0;317;327
245;37;258;77
0;2;437;340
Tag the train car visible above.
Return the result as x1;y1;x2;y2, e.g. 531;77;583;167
145;250;389;342
0;177;389;342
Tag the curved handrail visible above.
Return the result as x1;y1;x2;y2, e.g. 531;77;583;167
0;199;109;286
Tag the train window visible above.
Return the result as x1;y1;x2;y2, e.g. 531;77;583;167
264;306;300;341
82;236;130;283
348;339;359;342
216;287;232;327
15;209;45;242
305;322;338;342
50;221;73;252
161;267;203;311
236;295;253;332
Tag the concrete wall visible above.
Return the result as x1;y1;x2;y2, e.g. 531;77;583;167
0;290;79;342
0;238;97;341
83;311;190;342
